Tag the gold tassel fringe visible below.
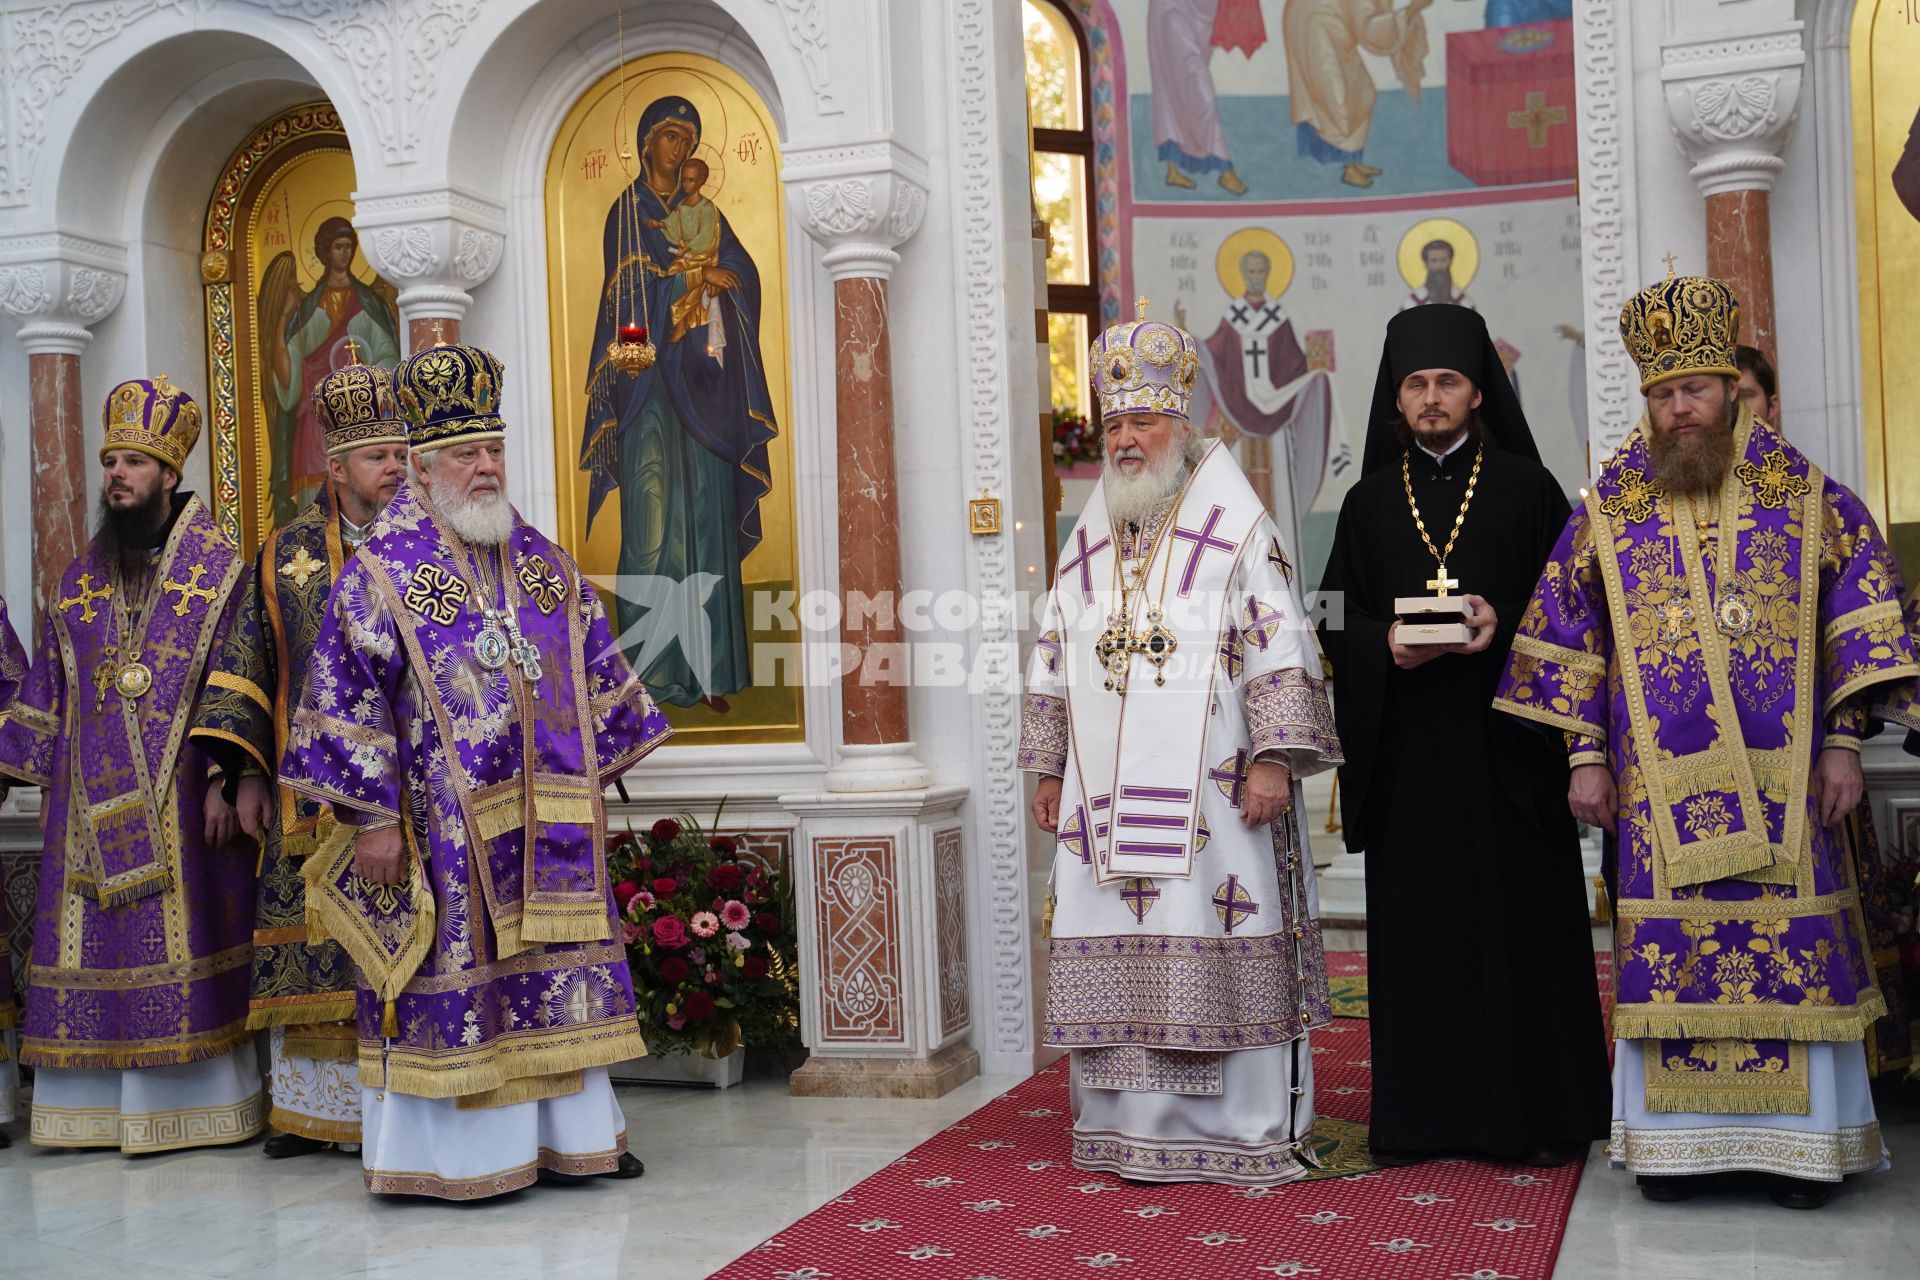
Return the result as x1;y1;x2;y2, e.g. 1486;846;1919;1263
455;1071;584;1110
1645;1085;1812;1117
357;1022;650;1100
1591;875;1612;925
1614;994;1885;1045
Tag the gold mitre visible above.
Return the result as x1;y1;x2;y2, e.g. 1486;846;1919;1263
1089;296;1200;421
1619;260;1741;392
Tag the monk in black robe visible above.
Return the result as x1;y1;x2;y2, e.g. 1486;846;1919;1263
1317;304;1609;1167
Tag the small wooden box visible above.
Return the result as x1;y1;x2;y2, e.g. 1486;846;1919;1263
1394;594;1472;646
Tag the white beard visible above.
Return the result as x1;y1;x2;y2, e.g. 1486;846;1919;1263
1103;446;1190;531
423;468;514;546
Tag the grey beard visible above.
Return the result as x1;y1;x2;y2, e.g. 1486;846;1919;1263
424;469;514;545
1104;450;1189;530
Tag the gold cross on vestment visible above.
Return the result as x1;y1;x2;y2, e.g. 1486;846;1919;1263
58;572;112;623
280;546;325;590
162;564;218;616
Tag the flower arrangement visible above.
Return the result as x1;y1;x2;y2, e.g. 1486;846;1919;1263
1052;409;1101;466
607;812;801;1060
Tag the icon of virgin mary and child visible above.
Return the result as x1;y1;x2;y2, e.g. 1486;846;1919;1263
580;96;778;712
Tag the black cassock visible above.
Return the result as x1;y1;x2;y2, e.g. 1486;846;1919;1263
1318;441;1611;1157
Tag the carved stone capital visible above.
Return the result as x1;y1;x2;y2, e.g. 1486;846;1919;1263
1661;22;1805;197
353;187;507;320
783;141;930;281
0;232;128;354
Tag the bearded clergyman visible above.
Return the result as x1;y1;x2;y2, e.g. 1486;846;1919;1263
191;358;411;1158
280;342;670;1199
0;377;263;1153
1496;269;1919;1209
1020;300;1341;1186
1318;304;1609;1168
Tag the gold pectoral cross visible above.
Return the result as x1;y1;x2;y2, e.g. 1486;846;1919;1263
1427;565;1459;597
162;564;218;616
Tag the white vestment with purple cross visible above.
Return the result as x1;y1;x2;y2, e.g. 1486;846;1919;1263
1019;441;1344;1186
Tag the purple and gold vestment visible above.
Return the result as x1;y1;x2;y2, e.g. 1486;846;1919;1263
280;479;668;1101
1496;411;1917;1119
0;496;255;1071
0;594;31;1057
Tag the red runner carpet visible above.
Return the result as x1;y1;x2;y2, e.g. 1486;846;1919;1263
713;953;1610;1280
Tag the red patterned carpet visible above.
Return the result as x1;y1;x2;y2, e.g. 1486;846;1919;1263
713;953;1608;1280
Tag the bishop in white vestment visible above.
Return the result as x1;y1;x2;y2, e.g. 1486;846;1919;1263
1022;302;1341;1186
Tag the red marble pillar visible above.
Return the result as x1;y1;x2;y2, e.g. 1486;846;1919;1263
29;351;88;626
407;316;460;355
1705;189;1775;366
835;276;909;747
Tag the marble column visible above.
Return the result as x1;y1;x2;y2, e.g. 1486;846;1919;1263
0;241;126;625
407;314;461;353
1661;8;1802;372
835;276;909;747
1707;193;1776;364
27;343;89;620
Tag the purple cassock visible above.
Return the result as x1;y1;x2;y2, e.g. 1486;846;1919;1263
1495;412;1918;1122
279;477;669;1103
0;496;255;1072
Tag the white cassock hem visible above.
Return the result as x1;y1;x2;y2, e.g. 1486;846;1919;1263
29;1047;265;1153
360;1066;627;1200
1069;1039;1316;1186
267;1026;362;1143
1607;1038;1888;1182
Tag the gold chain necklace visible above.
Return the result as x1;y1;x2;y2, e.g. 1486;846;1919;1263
1401;443;1483;597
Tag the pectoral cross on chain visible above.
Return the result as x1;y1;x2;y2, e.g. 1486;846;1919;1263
510;636;544;686
1427;566;1459;598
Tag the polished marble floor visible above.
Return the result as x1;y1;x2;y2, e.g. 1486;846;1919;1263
3;1066;1919;1279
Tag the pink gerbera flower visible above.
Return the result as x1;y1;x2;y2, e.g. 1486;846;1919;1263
720;900;751;930
690;910;721;938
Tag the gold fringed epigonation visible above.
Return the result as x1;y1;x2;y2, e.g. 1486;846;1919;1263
519;901;614;945
1644;1084;1813;1116
455;1070;584;1110
1664;839;1779;891
1613;991;1887;1046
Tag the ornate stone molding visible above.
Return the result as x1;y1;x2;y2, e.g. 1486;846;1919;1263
353;187;506;321
1661;23;1805;197
784;141;930;281
763;0;839;117
0;231;127;353
946;0;1032;1062
0;0;485;209
1574;0;1642;460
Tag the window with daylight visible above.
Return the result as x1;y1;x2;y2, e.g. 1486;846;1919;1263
1024;0;1097;423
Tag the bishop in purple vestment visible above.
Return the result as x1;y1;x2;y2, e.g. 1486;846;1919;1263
281;343;669;1199
0;593;30;1145
1496;272;1919;1210
0;377;263;1154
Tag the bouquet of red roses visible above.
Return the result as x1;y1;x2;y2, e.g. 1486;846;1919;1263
1052;409;1100;466
607;811;800;1059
